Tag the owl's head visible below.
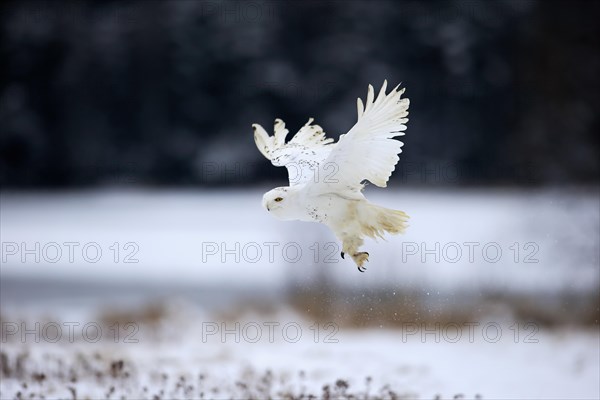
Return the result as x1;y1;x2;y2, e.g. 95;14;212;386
262;187;296;220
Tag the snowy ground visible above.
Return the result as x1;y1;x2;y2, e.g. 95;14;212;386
1;187;599;399
1;301;599;400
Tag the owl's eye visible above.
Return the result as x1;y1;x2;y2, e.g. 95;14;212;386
274;197;283;202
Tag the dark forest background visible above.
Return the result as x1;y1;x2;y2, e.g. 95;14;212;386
1;0;599;188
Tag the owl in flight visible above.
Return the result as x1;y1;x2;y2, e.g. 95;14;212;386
253;81;409;272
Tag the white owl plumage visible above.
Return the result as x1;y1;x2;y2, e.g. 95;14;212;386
253;80;410;272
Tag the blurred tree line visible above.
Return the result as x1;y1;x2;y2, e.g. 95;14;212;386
0;0;598;188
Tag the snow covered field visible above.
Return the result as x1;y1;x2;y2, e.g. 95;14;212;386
1;301;599;400
1;187;599;399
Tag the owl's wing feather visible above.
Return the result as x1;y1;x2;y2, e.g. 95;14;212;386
253;118;334;186
310;80;409;194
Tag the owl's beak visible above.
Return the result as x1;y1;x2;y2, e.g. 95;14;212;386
267;205;270;211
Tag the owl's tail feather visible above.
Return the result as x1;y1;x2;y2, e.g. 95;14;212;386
360;202;409;239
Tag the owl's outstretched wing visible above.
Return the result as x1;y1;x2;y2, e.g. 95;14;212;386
310;80;409;194
253;118;334;186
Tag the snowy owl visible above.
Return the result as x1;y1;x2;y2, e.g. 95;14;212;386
253;81;409;272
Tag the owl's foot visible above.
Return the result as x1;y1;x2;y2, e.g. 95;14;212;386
341;251;345;259
354;252;369;272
